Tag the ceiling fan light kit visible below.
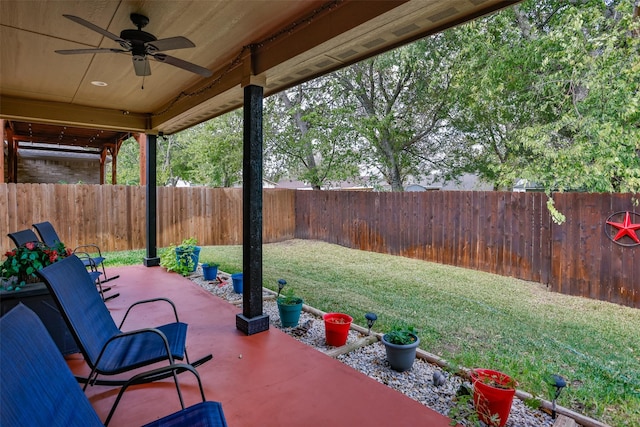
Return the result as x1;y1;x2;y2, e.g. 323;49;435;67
55;13;212;78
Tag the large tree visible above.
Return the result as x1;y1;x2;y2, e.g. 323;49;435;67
333;38;458;191
264;78;361;190
448;0;640;200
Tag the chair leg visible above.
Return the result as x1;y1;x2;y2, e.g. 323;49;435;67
94;274;119;301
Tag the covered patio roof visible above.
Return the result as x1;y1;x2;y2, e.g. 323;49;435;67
0;0;516;136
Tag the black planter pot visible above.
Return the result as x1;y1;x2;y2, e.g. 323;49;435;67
0;282;79;355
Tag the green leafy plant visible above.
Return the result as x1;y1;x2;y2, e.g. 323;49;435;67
448;391;483;427
384;324;418;345
277;287;302;306
472;369;517;390
1;241;72;290
160;237;199;277
178;237;198;249
201;261;219;268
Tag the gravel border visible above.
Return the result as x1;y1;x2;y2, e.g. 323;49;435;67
191;270;554;427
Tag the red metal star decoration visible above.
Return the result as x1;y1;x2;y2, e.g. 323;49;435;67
606;211;640;244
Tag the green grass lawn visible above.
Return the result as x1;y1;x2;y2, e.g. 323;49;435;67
105;239;640;426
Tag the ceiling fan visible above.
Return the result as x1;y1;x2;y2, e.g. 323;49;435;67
55;13;213;78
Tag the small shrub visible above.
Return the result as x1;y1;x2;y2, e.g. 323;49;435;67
384;324;418;345
277;287;302;305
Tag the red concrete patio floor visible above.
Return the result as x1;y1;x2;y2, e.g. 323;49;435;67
67;264;455;426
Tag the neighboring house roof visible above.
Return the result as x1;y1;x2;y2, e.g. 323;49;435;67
513;179;544;192
275;173;492;191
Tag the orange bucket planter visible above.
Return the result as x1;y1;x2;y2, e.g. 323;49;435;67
323;313;353;346
471;369;517;427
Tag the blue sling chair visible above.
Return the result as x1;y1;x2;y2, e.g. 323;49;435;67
33;221;120;300
7;228;40;247
35;255;213;421
0;304;227;426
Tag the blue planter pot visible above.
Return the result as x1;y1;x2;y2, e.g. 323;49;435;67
277;298;303;327
231;273;243;293
202;264;218;281
175;246;201;273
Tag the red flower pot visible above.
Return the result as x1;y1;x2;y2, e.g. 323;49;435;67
471;369;516;427
323;313;352;346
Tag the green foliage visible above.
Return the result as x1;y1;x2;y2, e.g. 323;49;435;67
447;0;640;196
472;369;517;390
201;261;219;267
1;241;72;290
159;244;181;274
113;136;140;185
178;111;244;187
277;287;302;306
264;79;362;189
546;197;566;225
102;249;146;266
384;324;418;345
448;393;482;427
159;237;198;277
178;237;198;249
333;38;457;191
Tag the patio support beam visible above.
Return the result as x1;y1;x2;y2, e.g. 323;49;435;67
236;83;269;335
143;133;160;267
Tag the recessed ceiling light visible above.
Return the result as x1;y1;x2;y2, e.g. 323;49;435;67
91;81;108;87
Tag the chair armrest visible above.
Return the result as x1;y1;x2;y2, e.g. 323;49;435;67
119;297;180;328
73;250;98;268
105;363;206;426
74;243;103;256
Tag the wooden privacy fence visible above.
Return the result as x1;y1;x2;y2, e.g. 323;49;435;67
1;184;638;308
0;183;295;253
294;191;639;309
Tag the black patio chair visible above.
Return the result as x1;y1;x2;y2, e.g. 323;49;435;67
7;228;40;247
33;221;119;300
36;255;213;399
0;304;227;427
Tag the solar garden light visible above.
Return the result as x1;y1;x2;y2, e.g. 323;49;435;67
365;312;377;335
277;279;287;299
550;374;566;419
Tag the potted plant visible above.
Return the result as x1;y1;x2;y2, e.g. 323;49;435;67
276;279;303;327
323;312;353;346
160;238;201;276
381;324;420;372
470;368;517;427
1;241;72;290
175;237;200;273
1;241;78;355
201;261;219;281
229;272;243;293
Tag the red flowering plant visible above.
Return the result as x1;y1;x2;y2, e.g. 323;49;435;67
1;241;72;291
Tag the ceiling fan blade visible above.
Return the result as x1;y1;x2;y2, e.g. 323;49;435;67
152;53;212;77
55;48;127;55
132;56;151;76
146;36;195;52
63;14;124;43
